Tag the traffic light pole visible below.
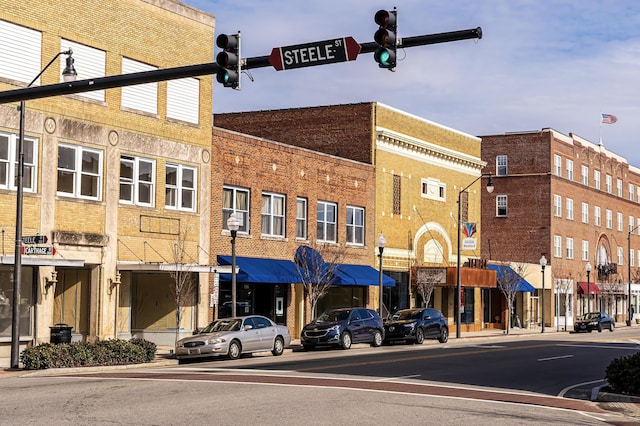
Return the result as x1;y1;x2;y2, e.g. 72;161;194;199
0;27;482;104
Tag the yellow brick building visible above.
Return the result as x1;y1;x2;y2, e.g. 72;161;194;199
0;0;215;356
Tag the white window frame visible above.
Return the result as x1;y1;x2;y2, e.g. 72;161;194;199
346;205;365;246
617;212;623;232
606;174;612;194
566;159;574;180
566;198;573;220
223;186;250;233
618;247;624;265
595;206;601;226
296;197;308;240
581;202;589;224
165;163;196;212
554;194;562;217
167;77;199;124
632;249;635;267
261;192;286;237
566;237;574;259
630;183;635;202
554;155;562;176
554;235;562;258
0;20;41;85
317;201;337;243
496;195;507;217
0;132;38;193
581;165;589;186
606;209;613;229
56;143;102;200
617;178;623;197
630;216;635;233
496;155;507;176
594;170;601;190
421;178;446;202
582;240;589;261
119;155;155;207
61;39;105;102
121;57;158;114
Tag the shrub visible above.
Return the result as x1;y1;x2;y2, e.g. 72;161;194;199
21;338;157;370
605;352;640;396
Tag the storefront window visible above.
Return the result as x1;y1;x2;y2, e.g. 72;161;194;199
0;267;34;337
316;286;365;317
461;287;474;324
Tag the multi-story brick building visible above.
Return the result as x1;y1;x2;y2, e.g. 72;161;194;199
0;0;215;355
215;102;497;333
211;128;388;337
481;128;640;329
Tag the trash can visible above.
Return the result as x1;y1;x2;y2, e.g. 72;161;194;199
50;323;72;344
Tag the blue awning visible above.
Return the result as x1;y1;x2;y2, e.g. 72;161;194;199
332;264;396;287
217;255;301;283
488;264;535;292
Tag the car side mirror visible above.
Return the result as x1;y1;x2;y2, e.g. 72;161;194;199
244;324;254;331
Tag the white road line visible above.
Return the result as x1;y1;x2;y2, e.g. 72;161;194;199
557;379;605;398
557;344;639;350
375;374;421;381
537;355;573;362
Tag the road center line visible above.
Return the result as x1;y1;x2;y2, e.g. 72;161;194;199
375;374;421;381
538;355;573;362
557;344;640;350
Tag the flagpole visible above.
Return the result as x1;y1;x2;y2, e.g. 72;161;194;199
599;112;603;145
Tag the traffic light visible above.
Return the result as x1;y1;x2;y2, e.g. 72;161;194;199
373;8;397;70
216;32;241;89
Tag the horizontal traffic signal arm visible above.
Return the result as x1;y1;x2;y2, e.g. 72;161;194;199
0;27;482;104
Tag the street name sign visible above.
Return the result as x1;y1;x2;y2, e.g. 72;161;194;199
269;37;361;71
22;235;48;244
22;246;56;255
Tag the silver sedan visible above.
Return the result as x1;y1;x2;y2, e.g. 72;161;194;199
175;315;291;360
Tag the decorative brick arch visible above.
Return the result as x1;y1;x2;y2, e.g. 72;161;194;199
413;222;453;265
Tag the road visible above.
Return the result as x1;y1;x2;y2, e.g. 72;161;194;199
1;328;639;425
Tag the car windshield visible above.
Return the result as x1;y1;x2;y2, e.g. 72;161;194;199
316;310;350;322
391;310;421;320
579;313;601;321
200;319;242;333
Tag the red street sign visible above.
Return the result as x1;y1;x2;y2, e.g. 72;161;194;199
22;246;56;255
269;36;361;71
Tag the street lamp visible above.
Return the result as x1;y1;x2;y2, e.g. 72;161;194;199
456;173;494;338
586;262;592;314
377;233;386;319
11;49;76;369
540;255;547;333
227;212;240;318
628;227;638;326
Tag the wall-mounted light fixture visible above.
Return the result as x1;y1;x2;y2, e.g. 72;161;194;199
44;271;58;294
108;272;122;295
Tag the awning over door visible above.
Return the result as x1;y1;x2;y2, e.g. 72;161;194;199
332;264;396;287
577;282;602;295
487;264;535;292
217;255;301;283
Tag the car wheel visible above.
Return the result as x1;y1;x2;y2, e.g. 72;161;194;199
228;340;242;360
438;327;449;343
609;322;615;332
597;323;603;332
371;330;383;347
415;328;425;344
340;332;352;350
272;336;284;356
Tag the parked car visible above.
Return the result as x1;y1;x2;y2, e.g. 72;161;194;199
574;312;615;333
301;308;384;350
175;315;291;361
384;308;449;344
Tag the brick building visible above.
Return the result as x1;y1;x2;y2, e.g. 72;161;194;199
0;0;215;354
211;128;386;337
215;102;497;333
481;129;640;329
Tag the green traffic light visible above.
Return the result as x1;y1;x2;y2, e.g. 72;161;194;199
374;47;395;68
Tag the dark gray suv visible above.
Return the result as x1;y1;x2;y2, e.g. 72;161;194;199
301;308;384;350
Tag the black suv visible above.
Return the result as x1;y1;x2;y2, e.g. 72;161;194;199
301;308;384;350
384;308;449;344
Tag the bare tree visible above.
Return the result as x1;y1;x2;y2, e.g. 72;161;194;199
412;267;445;308
294;241;347;321
551;263;573;331
495;262;528;334
168;226;198;348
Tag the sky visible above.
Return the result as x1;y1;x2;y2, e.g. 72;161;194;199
182;1;640;165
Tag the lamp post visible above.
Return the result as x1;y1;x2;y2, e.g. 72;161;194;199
10;50;76;369
227;213;240;318
540;255;547;333
628;227;638;326
586;262;592;314
377;233;386;319
456;173;494;338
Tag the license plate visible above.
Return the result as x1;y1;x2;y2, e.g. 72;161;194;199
189;348;199;355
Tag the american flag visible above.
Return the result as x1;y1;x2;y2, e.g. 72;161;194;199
601;113;618;124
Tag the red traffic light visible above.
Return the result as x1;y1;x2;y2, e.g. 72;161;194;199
216;34;238;51
374;9;396;28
